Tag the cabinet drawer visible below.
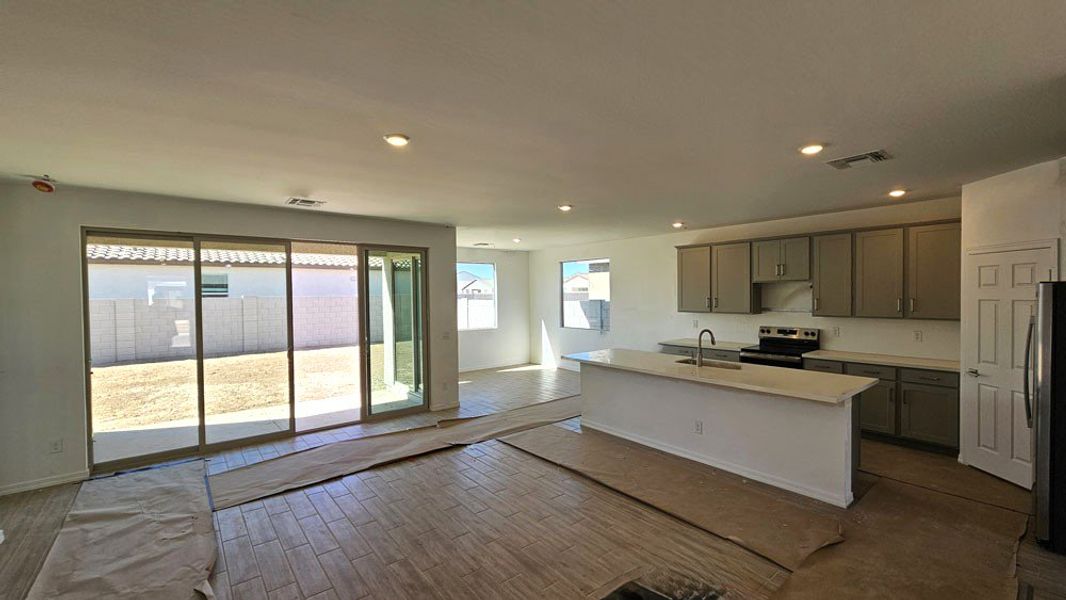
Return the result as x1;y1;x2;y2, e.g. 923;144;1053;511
804;359;844;374
900;368;959;388
702;349;740;362
660;345;695;358
846;363;897;381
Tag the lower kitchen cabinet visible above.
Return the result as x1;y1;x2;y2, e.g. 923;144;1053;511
858;380;897;435
807;360;960;450
899;382;959;447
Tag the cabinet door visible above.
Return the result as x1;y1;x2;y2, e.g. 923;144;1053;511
854;228;904;318
906;223;961;320
779;237;810;281
858;380;897;434
900;382;959;447
812;233;852;316
752;240;781;283
677;246;711;312
712;242;753;313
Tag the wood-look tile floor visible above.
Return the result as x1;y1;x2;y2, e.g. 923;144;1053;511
208;434;784;600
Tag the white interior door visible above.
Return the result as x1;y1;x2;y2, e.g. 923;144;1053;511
960;243;1057;488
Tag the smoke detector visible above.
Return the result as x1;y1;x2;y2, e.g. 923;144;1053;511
286;197;326;208
824;150;893;170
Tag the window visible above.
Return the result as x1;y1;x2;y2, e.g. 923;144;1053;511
201;273;229;297
561;258;610;330
457;262;497;330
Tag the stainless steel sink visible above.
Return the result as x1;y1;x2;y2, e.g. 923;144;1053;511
675;358;742;370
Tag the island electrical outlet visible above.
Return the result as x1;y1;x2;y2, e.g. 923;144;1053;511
694;420;704;435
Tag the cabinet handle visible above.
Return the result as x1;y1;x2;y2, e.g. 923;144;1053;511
713;297;719;308
897;298;903;313
813;297;820;311
889;388;896;404
780;263;786;277
706;297;711;309
909;298;915;313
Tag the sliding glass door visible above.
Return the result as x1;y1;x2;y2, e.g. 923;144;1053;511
200;239;293;445
86;233;200;464
85;231;429;469
365;248;427;417
292;241;362;431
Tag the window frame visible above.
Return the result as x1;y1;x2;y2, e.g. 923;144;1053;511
559;257;611;331
456;261;498;331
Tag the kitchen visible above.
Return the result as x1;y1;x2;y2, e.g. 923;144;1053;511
528;159;1066;592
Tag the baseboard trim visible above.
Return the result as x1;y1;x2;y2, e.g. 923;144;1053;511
0;469;89;497
582;419;851;508
459;358;533;373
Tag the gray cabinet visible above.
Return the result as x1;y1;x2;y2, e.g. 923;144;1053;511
854;228;904;318
712;242;754;313
900;382;959;447
804;358;844;373
906;223;961;320
752;237;809;282
846;363;898;435
677;246;711;312
812;233;852;317
859;380;897;435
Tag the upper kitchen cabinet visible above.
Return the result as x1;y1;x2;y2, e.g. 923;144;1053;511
812;233;852;316
677;245;711;312
752;237;810;282
712;242;755;313
906;223;961;319
854;228;904;318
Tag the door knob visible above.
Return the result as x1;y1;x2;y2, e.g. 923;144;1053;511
966;368;981;377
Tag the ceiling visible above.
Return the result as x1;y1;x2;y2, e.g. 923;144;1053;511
2;2;1065;249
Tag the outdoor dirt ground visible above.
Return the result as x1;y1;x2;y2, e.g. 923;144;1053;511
91;344;414;430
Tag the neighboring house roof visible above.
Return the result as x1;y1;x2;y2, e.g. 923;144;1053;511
459;277;493;293
85;244;407;269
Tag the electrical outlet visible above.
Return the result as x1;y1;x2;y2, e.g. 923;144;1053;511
49;438;63;454
694;420;704;435
832;326;841;338
913;330;924;342
692;319;700;329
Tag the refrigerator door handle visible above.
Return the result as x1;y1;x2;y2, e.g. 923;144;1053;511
1023;316;1035;428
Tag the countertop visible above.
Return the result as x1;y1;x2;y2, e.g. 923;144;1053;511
564;348;877;405
659;338;750;351
801;349;960;372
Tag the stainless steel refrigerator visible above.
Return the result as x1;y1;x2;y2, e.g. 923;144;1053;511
1032;281;1066;553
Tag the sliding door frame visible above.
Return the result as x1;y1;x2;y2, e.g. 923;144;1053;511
83;229;432;473
83;227;298;474
359;244;432;422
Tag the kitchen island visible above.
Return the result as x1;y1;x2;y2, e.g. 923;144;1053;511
565;348;878;507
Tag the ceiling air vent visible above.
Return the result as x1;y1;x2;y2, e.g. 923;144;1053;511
473;242;493;248
286;197;326;208
824;149;893;170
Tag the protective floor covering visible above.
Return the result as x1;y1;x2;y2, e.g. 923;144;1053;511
209;394;582;510
26;461;215;600
500;425;844;571
859;439;1031;514
774;477;1028;599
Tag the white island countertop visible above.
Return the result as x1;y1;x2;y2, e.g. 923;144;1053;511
564;348;877;405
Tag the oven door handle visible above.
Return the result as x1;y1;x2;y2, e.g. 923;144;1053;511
740;351;803;363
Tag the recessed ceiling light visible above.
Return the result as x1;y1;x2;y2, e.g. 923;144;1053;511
672;221;685;229
512;237;522;243
383;133;410;147
799;144;825;156
889;189;907;198
557;204;573;212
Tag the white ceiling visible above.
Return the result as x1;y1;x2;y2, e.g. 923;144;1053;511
2;1;1065;249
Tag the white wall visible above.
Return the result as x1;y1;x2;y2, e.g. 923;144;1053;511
456;248;531;371
0;182;458;494
961;157;1066;272
530;197;962;368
